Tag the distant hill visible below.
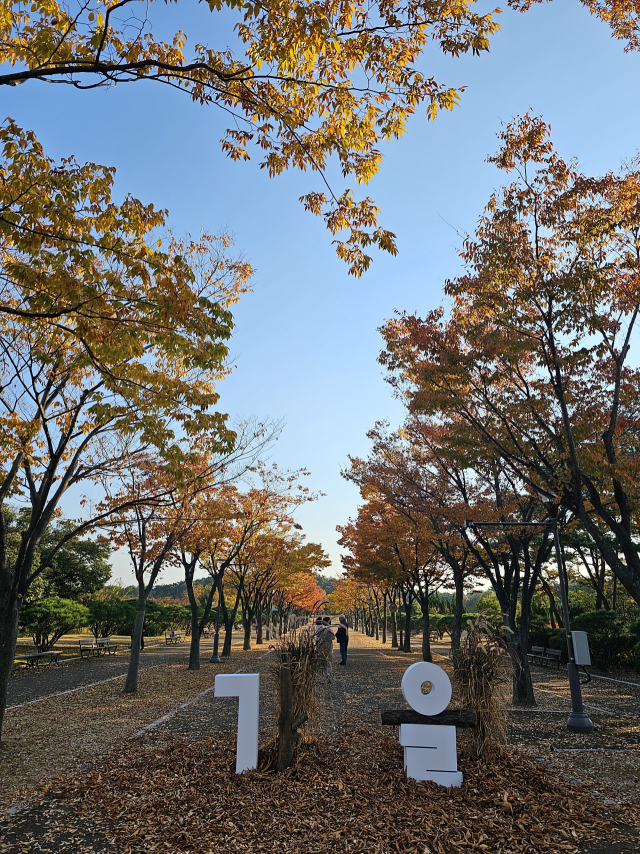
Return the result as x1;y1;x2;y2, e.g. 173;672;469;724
315;573;336;595
149;578;213;600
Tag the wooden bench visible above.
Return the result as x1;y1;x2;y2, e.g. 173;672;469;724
79;636;118;658
14;651;62;670
165;630;184;644
527;645;562;669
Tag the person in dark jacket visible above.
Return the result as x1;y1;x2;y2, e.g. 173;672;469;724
335;615;349;665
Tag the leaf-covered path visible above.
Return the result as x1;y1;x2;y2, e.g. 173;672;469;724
1;631;639;853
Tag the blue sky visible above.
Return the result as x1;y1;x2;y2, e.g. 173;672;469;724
4;0;640;584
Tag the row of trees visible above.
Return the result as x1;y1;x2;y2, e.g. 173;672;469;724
1;0;636;745
0;128;323;740
11;453;330;689
19;561;328;656
335;115;640;704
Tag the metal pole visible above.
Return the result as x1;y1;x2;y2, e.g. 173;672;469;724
550;512;594;733
209;571;222;664
465;512;594;733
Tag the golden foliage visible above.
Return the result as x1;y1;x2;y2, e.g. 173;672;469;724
0;0;501;272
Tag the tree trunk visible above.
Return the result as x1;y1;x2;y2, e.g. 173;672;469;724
0;591;20;741
243;618;252;650
382;595;387;644
188;606;201;670
403;591;412;652
451;572;464;653
390;606;398;648
497;584;536;706
540;577;563;629
185;561;212;671
265;595;272;641
256;596;263;645
510;634;535;705
222;620;233;657
125;594;147;693
222;588;240;658
420;604;432;662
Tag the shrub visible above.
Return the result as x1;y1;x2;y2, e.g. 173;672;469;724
625;619;640;643
87;597;136;639
431;612;483;639
160;604;193;633
528;617;553;651
19;596;89;651
568;589;597;619
431;614;453;638
116;599;169;636
546;629;569;664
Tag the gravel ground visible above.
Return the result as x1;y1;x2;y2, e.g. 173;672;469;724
7;638;193;707
1;631;639;853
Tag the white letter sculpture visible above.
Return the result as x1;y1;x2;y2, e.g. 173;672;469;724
214;673;259;773
399;661;463;788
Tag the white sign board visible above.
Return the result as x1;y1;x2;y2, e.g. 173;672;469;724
399;661;462;788
571;631;591;666
214;673;259;773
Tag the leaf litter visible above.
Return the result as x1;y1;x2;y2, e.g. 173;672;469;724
2;633;640;852
37;727;635;854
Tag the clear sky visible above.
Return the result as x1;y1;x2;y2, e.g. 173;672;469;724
4;0;640;584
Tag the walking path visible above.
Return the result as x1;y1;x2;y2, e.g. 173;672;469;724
1;630;640;853
7;639;193;707
1;632;416;810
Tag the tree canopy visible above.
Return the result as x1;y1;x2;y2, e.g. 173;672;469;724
0;0;503;273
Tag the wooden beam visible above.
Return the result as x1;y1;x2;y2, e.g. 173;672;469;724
381;709;476;728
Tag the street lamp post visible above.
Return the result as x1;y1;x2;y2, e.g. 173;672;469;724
464;512;594;734
546;504;594;732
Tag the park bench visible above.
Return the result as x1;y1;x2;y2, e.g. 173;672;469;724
165;630;184;644
527;645;562;669
14;650;62;670
78;636;118;658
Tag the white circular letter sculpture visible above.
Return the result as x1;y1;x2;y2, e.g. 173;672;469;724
398;661;462;788
401;661;452;716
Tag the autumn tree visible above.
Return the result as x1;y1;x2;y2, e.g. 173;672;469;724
380;114;640;609
0;122;251;354
327;576;361;626
0;124;251;738
357;413;554;702
180;484;252;669
101;453;206;692
344;419;479;649
185;464;317;658
0;0;505;273
264;540;329;639
339;495;450;661
172;420;281;669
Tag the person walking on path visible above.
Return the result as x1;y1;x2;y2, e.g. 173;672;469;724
335;615;349;666
315;617;335;679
